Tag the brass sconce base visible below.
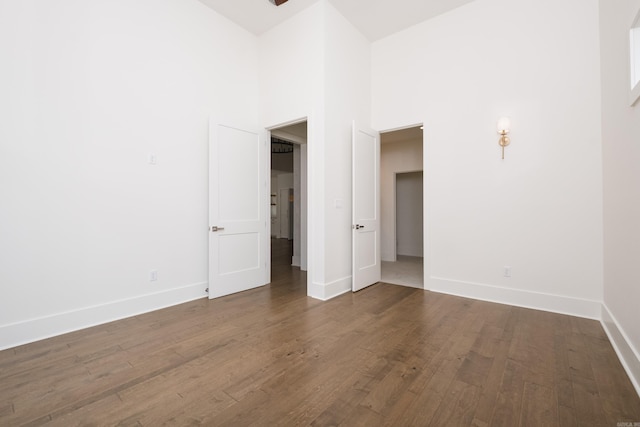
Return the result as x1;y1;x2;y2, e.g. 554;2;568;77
499;134;510;159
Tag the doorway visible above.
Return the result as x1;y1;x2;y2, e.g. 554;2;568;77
269;121;308;273
380;126;424;289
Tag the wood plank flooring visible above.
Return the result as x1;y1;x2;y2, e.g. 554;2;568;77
1;238;639;426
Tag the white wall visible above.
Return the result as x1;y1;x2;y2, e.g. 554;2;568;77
3;0;620;369
0;0;371;349
320;2;371;298
396;171;424;257
372;0;604;318
599;0;640;395
259;2;325;129
259;1;326;292
381;139;423;261
292;144;308;268
260;0;371;299
0;0;259;349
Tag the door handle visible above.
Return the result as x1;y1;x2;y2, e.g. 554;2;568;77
353;224;365;230
211;226;225;232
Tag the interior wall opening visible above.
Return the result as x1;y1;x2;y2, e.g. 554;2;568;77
269;121;308;276
380;125;424;289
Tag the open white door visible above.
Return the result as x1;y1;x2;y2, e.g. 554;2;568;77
352;123;381;292
209;119;267;299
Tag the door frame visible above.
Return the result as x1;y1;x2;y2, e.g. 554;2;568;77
379;122;430;290
265;116;312;293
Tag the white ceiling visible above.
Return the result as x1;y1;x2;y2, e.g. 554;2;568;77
198;0;475;41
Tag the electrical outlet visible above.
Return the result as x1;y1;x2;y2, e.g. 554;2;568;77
150;270;158;282
504;266;511;278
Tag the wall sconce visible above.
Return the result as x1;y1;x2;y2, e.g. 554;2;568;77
497;117;511;159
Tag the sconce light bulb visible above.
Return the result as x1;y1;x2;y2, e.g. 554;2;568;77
497;117;511;134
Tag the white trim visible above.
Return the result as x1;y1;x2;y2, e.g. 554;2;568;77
631;81;640;106
391;281;423;290
0;282;207;351
388;171;398;262
631;6;640;106
263;114;315;298
428;276;601;319
266;132;272;285
308;276;352;301
423;123;431;291
601;304;640;398
307;281;324;300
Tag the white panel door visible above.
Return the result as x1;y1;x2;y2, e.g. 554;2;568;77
352;123;381;292
209;119;267;299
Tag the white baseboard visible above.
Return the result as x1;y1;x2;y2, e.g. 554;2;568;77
427;276;601;319
0;282;208;351
388;281;424;290
308;276;352;301
292;255;301;267
601;304;640;398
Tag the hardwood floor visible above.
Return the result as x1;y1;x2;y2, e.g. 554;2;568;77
1;238;639;426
